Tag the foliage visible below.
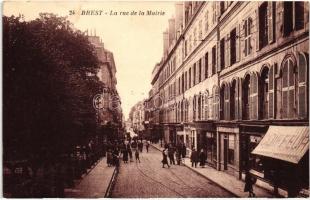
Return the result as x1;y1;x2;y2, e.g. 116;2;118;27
3;13;103;161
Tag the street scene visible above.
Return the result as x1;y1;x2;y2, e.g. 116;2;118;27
3;1;309;198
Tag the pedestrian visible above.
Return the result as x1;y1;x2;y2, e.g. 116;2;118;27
181;143;187;164
127;143;133;162
190;149;198;168
122;148;129;163
113;149;120;168
161;148;170;168
146;140;150;153
131;140;137;151
107;150;113;167
138;140;143;152
175;150;182;165
199;149;206;168
168;144;175;165
244;171;256;197
135;149;140;163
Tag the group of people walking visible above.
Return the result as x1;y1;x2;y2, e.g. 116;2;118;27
106;139;151;166
161;143;187;168
190;148;207;168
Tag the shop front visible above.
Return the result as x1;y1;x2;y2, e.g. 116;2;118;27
217;124;240;177
239;124;268;179
251;126;309;197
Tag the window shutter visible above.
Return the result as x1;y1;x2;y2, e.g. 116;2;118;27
250;74;253;119
268;2;275;43
225;86;230;120
298;53;308;118
225;35;230;68
238;79;243;120
236;24;240;62
235;79;239;119
253;74;258;119
268;65;274;119
217;42;221;72
242;20;247;57
282;62;288;118
256;7;260;51
288;62;295;118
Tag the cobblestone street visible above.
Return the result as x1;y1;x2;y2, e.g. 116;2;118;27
111;146;235;198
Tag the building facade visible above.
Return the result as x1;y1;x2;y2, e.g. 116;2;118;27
88;35;123;139
147;1;309;196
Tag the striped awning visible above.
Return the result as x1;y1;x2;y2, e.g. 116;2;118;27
252;126;309;164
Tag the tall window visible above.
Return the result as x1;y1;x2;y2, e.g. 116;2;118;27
185;72;188;91
189;68;192;88
295;2;305;31
260;67;269;119
205;11;209;33
282;58;295;118
230;28;237;65
259;2;268;48
204;91;209;119
193;63;196;85
185;40;188;57
242;75;251;120
220;38;225;70
182;73;184;93
220;1;225;15
244;18;252;56
212;46;216;75
205;52;209;79
198;59;202;82
298;53;308;118
283;2;293;36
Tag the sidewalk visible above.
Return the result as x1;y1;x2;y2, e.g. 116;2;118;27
64;157;115;198
151;143;275;198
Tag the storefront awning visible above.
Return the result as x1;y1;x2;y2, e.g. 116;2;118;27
252;126;309;164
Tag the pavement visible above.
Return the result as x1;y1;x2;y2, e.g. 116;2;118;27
151;142;276;198
64;157;115;198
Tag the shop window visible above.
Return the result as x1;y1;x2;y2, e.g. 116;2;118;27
212;46;216;75
242;75;251;120
283;2;293;36
259;2;268;48
220;38;225;70
205;52;209;79
282;58;295;118
244;18;252;56
230;28;237;65
295;2;305;31
260;67;269;119
228;134;235;165
249;136;264;173
206;132;217;166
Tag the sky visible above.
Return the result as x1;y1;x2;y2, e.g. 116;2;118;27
3;1;175;119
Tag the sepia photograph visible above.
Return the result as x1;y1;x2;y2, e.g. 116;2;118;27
2;1;309;198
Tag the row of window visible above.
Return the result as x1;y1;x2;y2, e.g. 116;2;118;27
159;1;307;103
161;53;308;123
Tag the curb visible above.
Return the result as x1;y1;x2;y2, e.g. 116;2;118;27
104;166;119;198
151;144;238;197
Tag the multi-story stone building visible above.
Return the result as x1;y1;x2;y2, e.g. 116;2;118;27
88;35;123;137
147;1;309;196
129;101;146;136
